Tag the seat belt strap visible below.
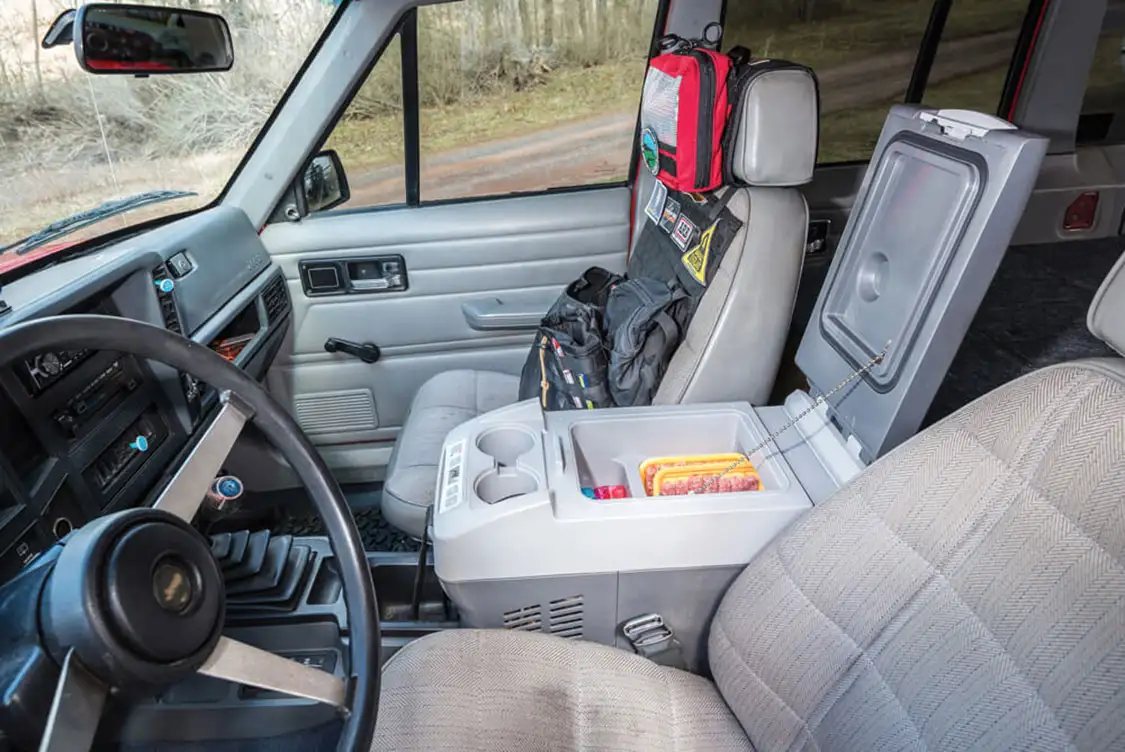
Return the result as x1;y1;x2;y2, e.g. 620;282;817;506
622;613;685;668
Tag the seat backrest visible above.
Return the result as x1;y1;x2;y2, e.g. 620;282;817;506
708;252;1125;751
653;66;819;407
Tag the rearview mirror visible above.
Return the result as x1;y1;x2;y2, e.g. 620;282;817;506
74;3;233;75
303;151;350;214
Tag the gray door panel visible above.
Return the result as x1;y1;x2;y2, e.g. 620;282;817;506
801;162;868;251
262;187;631;452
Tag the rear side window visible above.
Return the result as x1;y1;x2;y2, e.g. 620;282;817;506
1077;11;1125;144
723;0;1030;164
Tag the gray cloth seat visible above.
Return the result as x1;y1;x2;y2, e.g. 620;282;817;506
383;69;820;538
381;369;518;537
371;254;1125;750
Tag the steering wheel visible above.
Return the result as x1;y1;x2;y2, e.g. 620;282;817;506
0;315;380;751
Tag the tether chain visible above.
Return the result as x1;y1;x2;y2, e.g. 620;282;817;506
689;342;891;495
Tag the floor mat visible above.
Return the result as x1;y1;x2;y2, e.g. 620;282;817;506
924;238;1122;426
271;485;420;552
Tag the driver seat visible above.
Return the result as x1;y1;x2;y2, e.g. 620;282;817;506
370;252;1125;751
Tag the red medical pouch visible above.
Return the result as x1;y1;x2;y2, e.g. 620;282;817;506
640;36;740;192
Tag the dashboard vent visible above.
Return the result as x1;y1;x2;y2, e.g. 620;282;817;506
152;264;182;334
262;273;290;324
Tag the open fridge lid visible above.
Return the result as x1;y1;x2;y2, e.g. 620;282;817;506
795;105;1048;462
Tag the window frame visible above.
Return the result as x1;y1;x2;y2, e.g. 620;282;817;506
291;0;670;218
796;0;1037;168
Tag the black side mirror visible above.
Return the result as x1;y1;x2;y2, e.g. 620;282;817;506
302;150;350;214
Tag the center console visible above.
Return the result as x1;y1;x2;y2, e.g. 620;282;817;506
431;106;1049;673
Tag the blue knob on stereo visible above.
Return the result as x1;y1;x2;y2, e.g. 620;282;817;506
214;476;243;499
129;435;149;452
155;278;175;293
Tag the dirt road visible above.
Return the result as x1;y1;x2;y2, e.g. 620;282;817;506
347;28;1021;207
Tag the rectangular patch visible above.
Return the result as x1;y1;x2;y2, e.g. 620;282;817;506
671;215;695;251
659;197;681;233
562;369;575;385
644;180;667;225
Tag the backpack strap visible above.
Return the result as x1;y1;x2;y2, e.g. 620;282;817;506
636;310;681;399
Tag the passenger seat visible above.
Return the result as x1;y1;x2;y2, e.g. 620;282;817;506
383;71;820;538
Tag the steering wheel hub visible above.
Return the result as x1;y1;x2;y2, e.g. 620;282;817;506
41;509;225;690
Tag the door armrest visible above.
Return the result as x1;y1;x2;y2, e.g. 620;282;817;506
462;293;554;331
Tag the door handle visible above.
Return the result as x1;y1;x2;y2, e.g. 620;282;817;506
325;338;381;364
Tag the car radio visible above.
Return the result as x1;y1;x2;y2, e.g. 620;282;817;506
19;349;92;395
52;358;144;439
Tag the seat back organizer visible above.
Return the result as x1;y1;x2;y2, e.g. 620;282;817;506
430;107;1048;673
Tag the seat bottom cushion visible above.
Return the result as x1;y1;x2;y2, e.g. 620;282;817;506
382;370;519;538
372;629;752;752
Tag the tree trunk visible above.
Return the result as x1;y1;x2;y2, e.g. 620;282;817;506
518;0;534;47
576;0;589;56
596;0;610;56
31;0;43;99
543;0;555;48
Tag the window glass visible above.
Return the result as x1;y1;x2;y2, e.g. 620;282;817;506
723;0;1028;164
416;0;660;202
1;0;334;276
321;35;406;209
1077;11;1125;144
921;1;1028;111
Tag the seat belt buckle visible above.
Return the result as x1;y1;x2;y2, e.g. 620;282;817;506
622;613;682;664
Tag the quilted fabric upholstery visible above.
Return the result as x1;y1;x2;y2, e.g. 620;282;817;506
371;629;753;752
710;361;1125;752
382;370;519;538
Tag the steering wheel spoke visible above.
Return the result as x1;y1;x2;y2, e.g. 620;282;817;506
39;649;107;752
198;636;347;707
152;391;252;522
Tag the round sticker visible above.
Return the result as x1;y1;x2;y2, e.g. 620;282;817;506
640;128;660;176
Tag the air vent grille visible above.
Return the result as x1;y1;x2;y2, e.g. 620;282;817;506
152;264;182;334
502;604;542;632
501;595;584;638
547;595;584;638
262;273;290;324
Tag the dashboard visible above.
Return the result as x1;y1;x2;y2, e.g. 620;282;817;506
0;206;291;584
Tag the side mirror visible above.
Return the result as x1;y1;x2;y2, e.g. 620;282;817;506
74;3;233;75
303;151;350;214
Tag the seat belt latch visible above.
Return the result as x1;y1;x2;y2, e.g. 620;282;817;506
622;613;683;666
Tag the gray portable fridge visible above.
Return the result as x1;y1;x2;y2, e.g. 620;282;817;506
430;106;1048;673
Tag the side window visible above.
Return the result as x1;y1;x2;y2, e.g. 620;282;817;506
416;1;661;202
723;0;1030;164
1077;12;1125;145
321;35;407;209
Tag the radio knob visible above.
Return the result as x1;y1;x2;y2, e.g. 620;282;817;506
39;352;62;376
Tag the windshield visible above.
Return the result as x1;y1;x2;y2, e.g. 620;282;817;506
0;0;337;275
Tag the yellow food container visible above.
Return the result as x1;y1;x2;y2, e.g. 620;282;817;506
651;460;761;496
639;453;746;496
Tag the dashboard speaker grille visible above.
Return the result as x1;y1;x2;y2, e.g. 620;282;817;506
262;273;290;324
152;264;182;334
293;389;377;435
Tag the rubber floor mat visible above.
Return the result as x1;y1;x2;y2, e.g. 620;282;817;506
924;238;1122;426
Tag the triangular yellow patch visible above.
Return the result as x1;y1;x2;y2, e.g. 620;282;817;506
681;220;717;285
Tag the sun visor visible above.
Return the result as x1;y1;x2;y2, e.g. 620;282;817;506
795;106;1048;462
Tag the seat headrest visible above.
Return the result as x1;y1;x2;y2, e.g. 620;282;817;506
729;64;820;187
1088;250;1125;356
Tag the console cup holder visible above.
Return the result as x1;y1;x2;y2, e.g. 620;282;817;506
476;426;535;467
475;468;538;504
